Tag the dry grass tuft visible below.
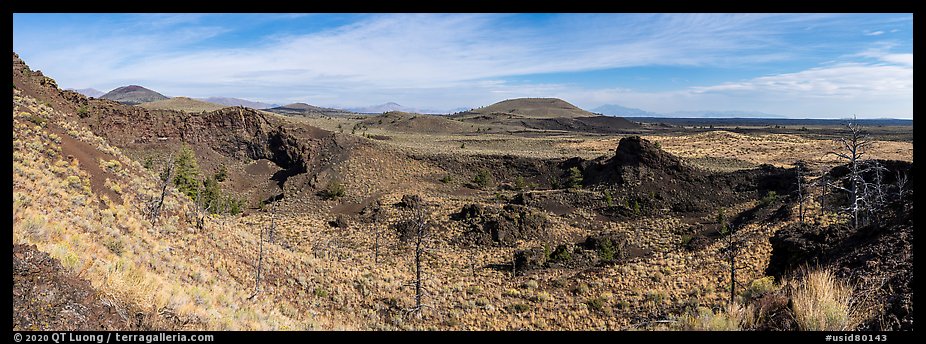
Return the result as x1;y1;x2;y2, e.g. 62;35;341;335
790;269;854;331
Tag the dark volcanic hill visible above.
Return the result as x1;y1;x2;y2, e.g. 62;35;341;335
100;85;168;105
573;136;791;213
452;98;640;133
457;98;594;119
267;102;357;117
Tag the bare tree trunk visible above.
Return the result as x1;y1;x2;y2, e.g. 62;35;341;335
149;153;175;225
820;175;827;217
252;220;264;297
728;225;736;307
828;117;871;231
797;165;804;224
410;206;427;317
374;223;380;265
251;203;275;298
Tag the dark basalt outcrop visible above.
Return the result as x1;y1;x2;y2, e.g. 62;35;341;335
454;203;549;246
766;161;912;330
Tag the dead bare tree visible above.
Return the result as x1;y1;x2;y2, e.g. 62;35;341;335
369;200;384;264
397;199;432;319
250;202;276;299
818;172;829;217
894;171;909;200
827;116;873;230
717;208;737;306
148;153;175;225
863;161;889;224
793;161;809;224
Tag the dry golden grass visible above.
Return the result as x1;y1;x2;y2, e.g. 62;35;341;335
565;131;912;173
13;90;310;330
14;86;887;330
790;269;854;331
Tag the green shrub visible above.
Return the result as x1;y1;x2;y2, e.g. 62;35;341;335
214;165;228;182
565;167;583;189
472;169;494;188
200;176;221;209
743;276;777;300
514;176;527;191
549;244;572;263
439;174;453;183
509;303;530;313
321;180;346;200
466;285;482;295
680;235;693;247
586;297;607;313
573;282;590;296
758;191;778;207
101;159;122;173
597;238;616;262
604;190;614;207
104;237;124;256
25;115;46;127
77;105;89;118
172;144;202;199
617;300;631;310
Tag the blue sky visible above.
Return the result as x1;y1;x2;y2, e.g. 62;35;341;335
12;13;913;118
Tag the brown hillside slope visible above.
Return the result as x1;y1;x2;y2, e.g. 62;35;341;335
139;97;228;112
13;89;311;329
13;52;363;206
359;111;477;134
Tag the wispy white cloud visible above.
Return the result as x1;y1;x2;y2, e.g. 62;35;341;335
15;14;824;93
865;30;885;36
12;13;913;118
563;56;912;118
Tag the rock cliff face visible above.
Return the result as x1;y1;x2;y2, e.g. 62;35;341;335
13;52;345;201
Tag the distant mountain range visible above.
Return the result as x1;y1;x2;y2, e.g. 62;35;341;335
593;103;786;119
68;88;104;98
591;104;660;117
197;97;278;110
343;102;464;115
267;102;356;117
